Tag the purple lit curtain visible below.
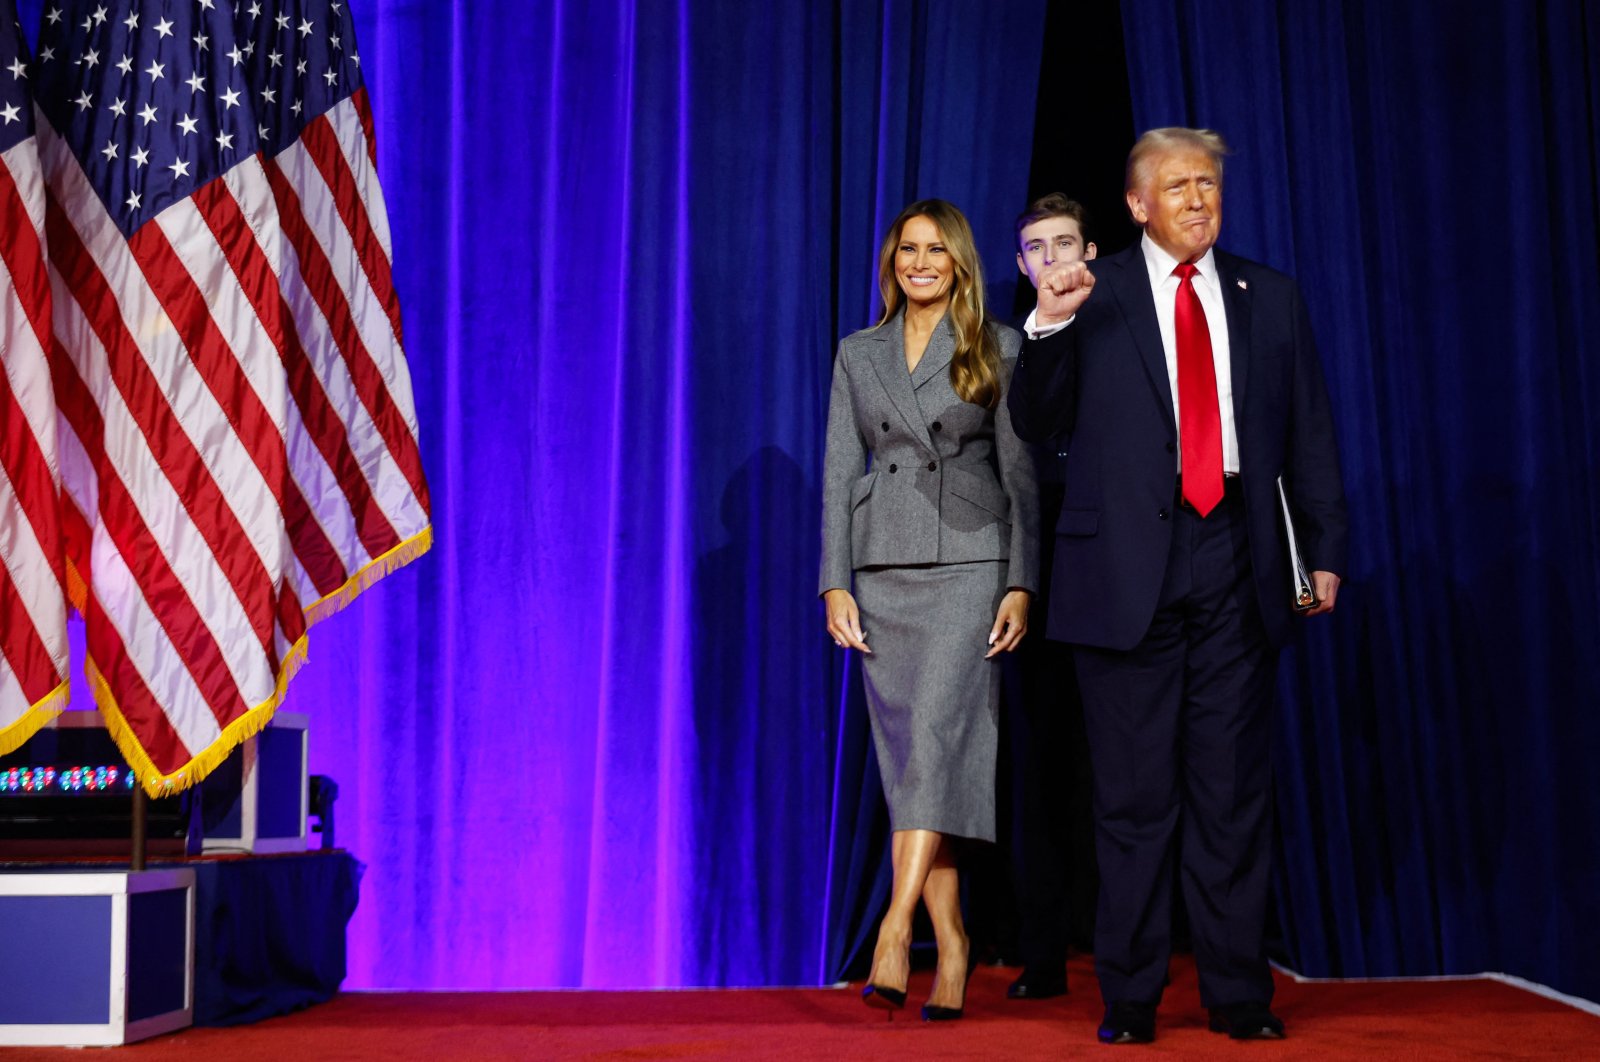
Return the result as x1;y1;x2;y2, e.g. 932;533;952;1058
201;0;1045;989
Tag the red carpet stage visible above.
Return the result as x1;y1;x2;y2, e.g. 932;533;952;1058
8;954;1596;1060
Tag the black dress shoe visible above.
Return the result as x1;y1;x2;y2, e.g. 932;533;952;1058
1097;1001;1156;1044
1006;967;1068;1000
1208;1002;1285;1040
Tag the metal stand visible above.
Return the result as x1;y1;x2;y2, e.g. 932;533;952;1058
130;784;147;871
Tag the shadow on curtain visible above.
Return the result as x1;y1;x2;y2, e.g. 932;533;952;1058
1120;0;1600;1002
240;0;1049;989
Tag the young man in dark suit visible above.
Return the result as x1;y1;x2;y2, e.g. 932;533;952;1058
999;194;1101;1003
1008;128;1348;1044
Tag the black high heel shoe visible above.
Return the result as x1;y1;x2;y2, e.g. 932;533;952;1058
861;982;908;1010
862;935;910;1013
920;958;976;1021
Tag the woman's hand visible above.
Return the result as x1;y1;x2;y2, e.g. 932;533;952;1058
824;589;871;653
985;590;1031;658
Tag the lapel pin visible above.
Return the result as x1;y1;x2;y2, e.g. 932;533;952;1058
1236;278;1248;290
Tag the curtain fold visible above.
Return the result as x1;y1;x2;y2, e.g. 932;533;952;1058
1120;0;1600;1003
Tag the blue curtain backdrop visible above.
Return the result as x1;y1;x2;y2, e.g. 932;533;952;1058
1119;0;1600;1003
252;0;1043;989
20;0;1597;1002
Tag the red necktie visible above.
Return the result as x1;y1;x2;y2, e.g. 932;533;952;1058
1173;263;1223;516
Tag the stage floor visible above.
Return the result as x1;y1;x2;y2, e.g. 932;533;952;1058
8;954;1597;1059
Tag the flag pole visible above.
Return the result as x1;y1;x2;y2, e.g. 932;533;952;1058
131;784;147;872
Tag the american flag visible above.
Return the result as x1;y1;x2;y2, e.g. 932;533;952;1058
30;0;430;792
0;1;71;754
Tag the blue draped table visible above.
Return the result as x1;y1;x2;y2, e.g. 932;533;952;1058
0;851;361;1027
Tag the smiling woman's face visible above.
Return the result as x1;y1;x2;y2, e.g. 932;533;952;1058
894;215;954;309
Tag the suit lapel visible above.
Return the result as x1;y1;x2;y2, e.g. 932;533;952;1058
869;317;935;453
1105;247;1177;434
909;313;954;392
1215;251;1252;417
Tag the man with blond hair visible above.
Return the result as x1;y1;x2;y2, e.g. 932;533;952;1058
1008;128;1347;1044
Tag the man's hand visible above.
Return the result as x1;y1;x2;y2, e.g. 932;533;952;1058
1035;261;1096;326
824;588;871;652
1303;571;1340;616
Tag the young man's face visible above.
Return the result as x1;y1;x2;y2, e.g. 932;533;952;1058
1017;216;1097;289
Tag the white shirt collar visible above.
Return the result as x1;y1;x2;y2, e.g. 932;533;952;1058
1140;233;1218;289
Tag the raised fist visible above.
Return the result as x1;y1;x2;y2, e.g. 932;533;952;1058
1036;261;1096;325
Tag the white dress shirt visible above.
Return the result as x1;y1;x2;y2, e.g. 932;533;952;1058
1023;234;1240;474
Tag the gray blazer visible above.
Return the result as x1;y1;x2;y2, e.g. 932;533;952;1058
819;312;1039;596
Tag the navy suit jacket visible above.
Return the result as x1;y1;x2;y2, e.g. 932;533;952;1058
1008;243;1348;651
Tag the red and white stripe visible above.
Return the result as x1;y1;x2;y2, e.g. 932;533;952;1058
38;90;430;789
0;130;71;754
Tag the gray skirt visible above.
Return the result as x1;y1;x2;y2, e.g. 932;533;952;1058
854;560;1006;843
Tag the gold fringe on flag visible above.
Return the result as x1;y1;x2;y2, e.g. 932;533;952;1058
90;634;310;798
305;525;434;625
87;524;431;796
0;680;70;758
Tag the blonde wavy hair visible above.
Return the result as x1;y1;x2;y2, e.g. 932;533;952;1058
875;199;1001;409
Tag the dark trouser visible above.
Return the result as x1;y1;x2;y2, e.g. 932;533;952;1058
1004;633;1094;972
1072;481;1278;1009
1006;481;1097;971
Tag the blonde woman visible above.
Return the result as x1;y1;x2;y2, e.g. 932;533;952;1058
820;200;1039;1021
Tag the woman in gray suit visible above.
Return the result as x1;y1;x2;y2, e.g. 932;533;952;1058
821;199;1039;1021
